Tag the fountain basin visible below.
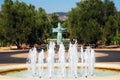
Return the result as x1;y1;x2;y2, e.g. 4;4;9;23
0;63;120;80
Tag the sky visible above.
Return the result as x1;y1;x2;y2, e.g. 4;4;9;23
0;0;120;13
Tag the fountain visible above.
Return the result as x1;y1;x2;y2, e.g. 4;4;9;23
26;41;95;78
38;49;44;78
58;42;65;78
68;41;78;78
26;47;37;77
47;41;55;78
0;41;120;80
80;46;95;77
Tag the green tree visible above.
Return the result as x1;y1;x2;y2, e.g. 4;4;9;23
0;11;6;46
1;0;35;48
111;11;120;45
62;20;69;39
49;13;60;38
68;0;118;45
68;0;102;44
0;0;13;46
29;8;50;44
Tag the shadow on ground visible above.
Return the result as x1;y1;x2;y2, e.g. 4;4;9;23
95;50;120;62
0;50;29;63
0;50;120;64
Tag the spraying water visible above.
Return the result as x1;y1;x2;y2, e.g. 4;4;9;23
58;42;65;78
38;49;44;78
47;41;55;78
26;41;95;78
68;41;78;78
80;46;95;77
27;47;37;77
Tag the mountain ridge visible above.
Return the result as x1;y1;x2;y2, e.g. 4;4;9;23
55;12;68;16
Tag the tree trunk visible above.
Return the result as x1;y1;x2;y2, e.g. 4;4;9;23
16;39;21;49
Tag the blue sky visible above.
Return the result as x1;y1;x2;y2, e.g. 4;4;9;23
17;0;80;13
0;0;120;13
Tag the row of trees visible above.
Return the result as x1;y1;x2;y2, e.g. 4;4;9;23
0;0;120;48
0;0;61;48
67;0;120;46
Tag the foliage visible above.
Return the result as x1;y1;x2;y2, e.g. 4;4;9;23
112;36;120;44
49;13;60;38
67;0;120;45
0;0;50;48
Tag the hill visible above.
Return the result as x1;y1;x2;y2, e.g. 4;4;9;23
55;12;68;16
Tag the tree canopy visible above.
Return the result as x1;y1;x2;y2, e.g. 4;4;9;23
68;0;120;45
0;0;51;48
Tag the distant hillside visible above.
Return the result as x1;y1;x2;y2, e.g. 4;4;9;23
55;12;68;16
48;12;68;21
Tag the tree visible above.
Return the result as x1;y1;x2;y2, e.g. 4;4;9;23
28;8;50;45
0;0;13;46
1;0;35;48
0;11;6;46
0;0;52;48
68;0;118;45
68;0;102;44
49;13;60;38
111;11;120;45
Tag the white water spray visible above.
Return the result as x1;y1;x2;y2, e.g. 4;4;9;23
58;42;66;78
38;49;44;78
26;41;95;78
